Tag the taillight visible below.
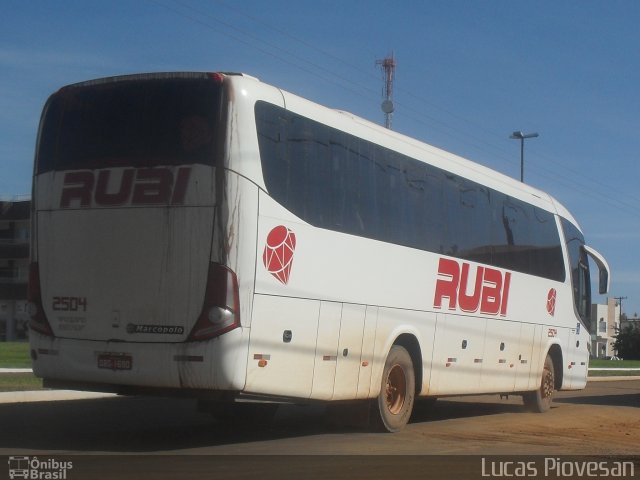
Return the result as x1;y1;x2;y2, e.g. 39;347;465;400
208;72;225;84
28;262;54;337
187;263;240;341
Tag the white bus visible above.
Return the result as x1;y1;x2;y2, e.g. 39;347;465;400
29;72;610;432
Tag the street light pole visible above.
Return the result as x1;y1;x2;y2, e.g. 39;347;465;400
510;131;539;183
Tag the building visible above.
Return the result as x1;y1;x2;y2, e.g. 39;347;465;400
590;298;620;358
0;197;30;341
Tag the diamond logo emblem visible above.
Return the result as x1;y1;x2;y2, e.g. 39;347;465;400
263;225;296;285
546;288;557;316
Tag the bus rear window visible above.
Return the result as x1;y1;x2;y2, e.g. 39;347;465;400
37;74;222;173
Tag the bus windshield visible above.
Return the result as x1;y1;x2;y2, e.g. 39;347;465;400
36;73;222;173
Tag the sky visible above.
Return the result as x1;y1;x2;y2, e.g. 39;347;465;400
1;0;639;316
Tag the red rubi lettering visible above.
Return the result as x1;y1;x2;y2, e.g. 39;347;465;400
59;167;191;208
480;267;502;315
132;168;173;204
95;169;134;205
171;167;191;204
60;171;94;208
500;272;511;316
433;258;511;317
433;258;459;310
459;263;484;313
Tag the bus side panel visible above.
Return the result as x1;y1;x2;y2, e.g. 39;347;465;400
565;326;590;389
527;324;544;391
356;306;378;399
514;323;536;391
429;314;487;395
246;294;320;398
369;308;436;398
482;318;522;392
332;303;366;400
310;301;342;400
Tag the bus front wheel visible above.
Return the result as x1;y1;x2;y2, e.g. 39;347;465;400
372;345;415;432
523;354;555;413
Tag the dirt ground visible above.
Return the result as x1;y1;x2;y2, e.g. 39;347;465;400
1;380;638;479
1;379;638;457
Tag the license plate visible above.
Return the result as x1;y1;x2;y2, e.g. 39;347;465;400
97;353;132;370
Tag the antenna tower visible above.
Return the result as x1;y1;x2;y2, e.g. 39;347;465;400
376;53;396;129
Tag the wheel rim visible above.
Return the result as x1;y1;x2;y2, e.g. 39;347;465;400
541;365;554;400
385;364;406;414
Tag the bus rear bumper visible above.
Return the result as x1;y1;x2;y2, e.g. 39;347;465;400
29;328;249;393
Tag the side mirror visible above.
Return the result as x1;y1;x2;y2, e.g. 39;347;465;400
599;269;609;296
583;245;610;295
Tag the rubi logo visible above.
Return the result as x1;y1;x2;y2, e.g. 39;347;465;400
60;167;191;208
433;258;511;316
546;288;557;316
262;225;296;285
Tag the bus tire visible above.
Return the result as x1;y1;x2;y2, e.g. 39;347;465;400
523;354;555;413
372;345;415;432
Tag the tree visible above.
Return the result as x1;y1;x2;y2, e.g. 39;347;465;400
612;324;640;360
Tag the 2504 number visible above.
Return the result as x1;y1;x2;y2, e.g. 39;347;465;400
52;296;87;312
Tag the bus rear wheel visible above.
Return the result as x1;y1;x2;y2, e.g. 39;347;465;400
523;354;555;413
372;345;415;432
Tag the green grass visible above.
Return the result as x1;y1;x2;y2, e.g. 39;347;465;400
0;343;42;391
0;341;32;368
0;373;43;391
589;369;640;377
588;358;640;376
589;359;640;369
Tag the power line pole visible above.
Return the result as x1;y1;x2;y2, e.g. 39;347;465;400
614;296;628;324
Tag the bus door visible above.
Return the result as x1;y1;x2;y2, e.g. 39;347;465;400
566;250;593;389
566;322;588;389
